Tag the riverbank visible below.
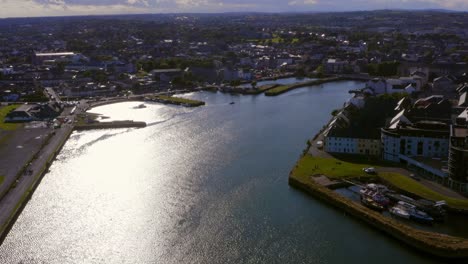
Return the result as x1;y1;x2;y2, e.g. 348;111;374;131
0;126;73;244
146;95;205;107
288;110;468;258
222;84;279;95
74;120;146;130
288;173;468;259
265;77;343;96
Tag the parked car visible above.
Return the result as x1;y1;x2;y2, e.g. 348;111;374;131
316;141;324;149
363;167;376;174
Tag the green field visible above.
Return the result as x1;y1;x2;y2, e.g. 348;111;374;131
155;95;205;107
292;155;373;179
379;172;468;209
0;105;21;130
265;85;291;96
292;154;468;209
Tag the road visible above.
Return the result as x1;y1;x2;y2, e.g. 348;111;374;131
0;103;85;240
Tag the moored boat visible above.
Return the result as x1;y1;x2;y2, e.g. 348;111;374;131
389;206;410;219
396;201;434;224
361;196;385;212
409;210;434;224
359;184;390;208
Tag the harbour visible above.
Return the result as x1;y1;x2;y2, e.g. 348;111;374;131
0;80;444;263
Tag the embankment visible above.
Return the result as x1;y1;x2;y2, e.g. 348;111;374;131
265;77;343;96
288;174;468;259
225;84;280;95
74;120;146;130
148;95;205;107
0;127;73;244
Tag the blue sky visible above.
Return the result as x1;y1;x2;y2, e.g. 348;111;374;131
0;0;467;18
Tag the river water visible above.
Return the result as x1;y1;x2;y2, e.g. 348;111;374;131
0;81;440;263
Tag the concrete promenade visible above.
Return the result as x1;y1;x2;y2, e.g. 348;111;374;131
0;124;73;242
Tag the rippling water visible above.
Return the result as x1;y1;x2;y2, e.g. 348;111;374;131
0;81;438;263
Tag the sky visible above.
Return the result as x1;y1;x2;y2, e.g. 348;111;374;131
0;0;467;18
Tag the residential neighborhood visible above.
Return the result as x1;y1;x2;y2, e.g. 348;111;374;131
2;9;468;262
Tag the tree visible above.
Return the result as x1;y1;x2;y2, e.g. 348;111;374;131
315;65;324;78
251;81;257;89
230;80;241;87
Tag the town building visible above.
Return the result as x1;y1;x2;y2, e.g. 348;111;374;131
448;109;468;193
324;104;381;156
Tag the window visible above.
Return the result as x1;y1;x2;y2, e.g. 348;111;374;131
417;142;423;155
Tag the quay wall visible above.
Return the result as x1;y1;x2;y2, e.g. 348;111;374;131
288;174;468;259
265;77;344;96
74;121;146;130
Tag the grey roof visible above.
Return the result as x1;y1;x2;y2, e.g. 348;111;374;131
459;92;467;107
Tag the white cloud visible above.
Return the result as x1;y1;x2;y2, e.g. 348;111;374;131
1;0;468;18
0;0;148;17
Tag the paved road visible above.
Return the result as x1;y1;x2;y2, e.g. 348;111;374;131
0;127;50;198
0;104;85;238
0;124;72;236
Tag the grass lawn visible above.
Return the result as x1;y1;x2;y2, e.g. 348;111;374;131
292;154;468;209
292;155;373;179
155;95;205;106
0;105;21;130
264;85;291;95
379;172;468;209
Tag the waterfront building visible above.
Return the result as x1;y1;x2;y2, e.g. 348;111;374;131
381;122;450;167
324;104;381;156
448;109;468;193
364;77;422;95
381;96;453;181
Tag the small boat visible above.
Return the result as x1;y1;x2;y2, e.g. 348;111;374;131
389;206;410;219
134;103;147;109
229;102;235;105
397;201;434;224
361;197;385;212
359;184;390;208
410;210;434;224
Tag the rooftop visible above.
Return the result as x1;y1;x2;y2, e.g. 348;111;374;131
35;52;75;57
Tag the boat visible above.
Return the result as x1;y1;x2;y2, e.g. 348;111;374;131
409;210;434;224
229;102;235;105
134;103;146;109
359;184;390;208
361;196;385;212
389;205;410;219
396;201;434;224
386;194;446;222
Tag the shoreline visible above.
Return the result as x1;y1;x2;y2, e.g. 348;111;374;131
0;126;73;245
288;106;468;259
288;174;468;259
